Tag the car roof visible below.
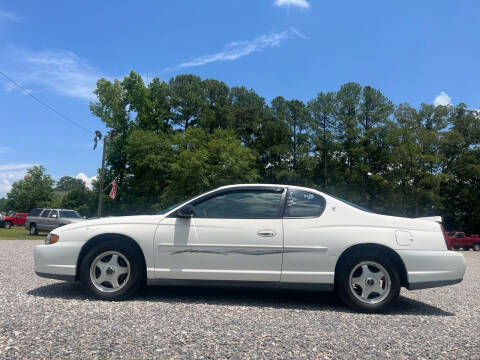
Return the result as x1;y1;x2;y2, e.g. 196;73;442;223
216;183;321;192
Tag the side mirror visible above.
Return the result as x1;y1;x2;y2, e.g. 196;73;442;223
177;204;195;218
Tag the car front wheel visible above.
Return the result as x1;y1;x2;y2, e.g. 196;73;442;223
3;221;12;229
80;241;144;300
336;252;401;313
474;244;480;251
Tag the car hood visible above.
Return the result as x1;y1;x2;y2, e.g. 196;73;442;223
53;215;165;234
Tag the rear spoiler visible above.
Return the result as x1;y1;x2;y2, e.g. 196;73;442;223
415;216;442;223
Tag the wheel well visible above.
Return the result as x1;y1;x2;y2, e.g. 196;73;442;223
334;243;408;288
75;233;147;281
30;222;36;227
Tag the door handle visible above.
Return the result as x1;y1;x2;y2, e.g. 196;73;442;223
257;230;276;237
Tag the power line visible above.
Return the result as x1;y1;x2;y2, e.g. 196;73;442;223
0;71;94;134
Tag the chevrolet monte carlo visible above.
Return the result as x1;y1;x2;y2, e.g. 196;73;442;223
34;184;466;312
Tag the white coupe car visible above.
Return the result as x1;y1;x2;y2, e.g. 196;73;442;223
34;184;466;312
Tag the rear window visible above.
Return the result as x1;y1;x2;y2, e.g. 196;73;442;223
28;208;42;217
59;210;81;219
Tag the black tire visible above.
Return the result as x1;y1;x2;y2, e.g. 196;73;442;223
29;223;38;235
473;244;480;252
3;221;12;229
335;251;401;313
80;240;144;300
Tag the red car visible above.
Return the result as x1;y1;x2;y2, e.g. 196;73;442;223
447;231;480;251
0;213;28;229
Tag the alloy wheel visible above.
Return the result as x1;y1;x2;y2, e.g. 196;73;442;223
349;261;391;304
89;251;131;293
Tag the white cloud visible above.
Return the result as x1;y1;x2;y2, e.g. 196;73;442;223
76;172;97;189
1;47;105;100
0;9;22;21
0;163;36;171
433;91;452;106
0;163;36;197
274;0;310;9
167;27;306;70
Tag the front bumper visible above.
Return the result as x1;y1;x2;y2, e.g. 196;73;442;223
397;250;466;290
34;242;83;282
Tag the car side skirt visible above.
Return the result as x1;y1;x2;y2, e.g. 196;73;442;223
35;271;76;282
147;278;334;291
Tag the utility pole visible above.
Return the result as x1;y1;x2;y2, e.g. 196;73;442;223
94;130;116;218
97;135;107;218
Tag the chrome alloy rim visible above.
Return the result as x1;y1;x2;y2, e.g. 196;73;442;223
349;261;391;304
90;251;131;293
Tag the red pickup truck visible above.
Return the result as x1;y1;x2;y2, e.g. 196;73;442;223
0;213;28;229
447;231;480;251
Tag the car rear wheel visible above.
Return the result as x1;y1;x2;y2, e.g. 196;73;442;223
80;240;144;300
3;221;12;229
29;223;38;235
336;252;401;313
474;244;480;251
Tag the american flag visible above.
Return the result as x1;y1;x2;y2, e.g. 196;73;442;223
109;178;118;199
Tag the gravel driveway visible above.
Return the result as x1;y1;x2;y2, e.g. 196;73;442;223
0;240;479;359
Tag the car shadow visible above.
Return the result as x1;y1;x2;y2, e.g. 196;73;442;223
27;282;454;316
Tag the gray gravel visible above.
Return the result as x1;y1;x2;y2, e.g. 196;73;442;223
0;240;479;359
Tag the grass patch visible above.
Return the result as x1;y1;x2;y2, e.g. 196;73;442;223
0;226;47;240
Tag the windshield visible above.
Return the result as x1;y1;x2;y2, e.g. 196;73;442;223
328;194;374;213
59;210;81;218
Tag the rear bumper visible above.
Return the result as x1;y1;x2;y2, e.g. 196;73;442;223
34;242;83;282
397;250;466;290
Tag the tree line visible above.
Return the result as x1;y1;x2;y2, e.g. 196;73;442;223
2;71;479;233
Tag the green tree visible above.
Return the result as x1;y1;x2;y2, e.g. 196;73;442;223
308;91;337;191
61;188;96;217
0;198;7;213
358;86;394;207
6;166;54;212
56;176;87;192
270;97;312;183
169;74;205;130
229;86;269;147
199;79;232;133
336;82;362;199
163;128;258;202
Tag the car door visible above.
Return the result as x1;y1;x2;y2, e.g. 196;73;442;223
281;188;331;284
47;210;59;231
154;186;286;282
455;233;466;247
37;209;51;231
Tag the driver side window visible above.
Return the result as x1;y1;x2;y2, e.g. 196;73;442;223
193;190;283;219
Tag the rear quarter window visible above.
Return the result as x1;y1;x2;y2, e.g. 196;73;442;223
284;190;326;218
28;209;42;217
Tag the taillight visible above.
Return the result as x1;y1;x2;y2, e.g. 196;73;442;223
440;224;451;250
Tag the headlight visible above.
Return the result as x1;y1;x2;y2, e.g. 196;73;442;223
45;233;59;244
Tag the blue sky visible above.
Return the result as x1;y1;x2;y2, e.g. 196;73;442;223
0;0;479;196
